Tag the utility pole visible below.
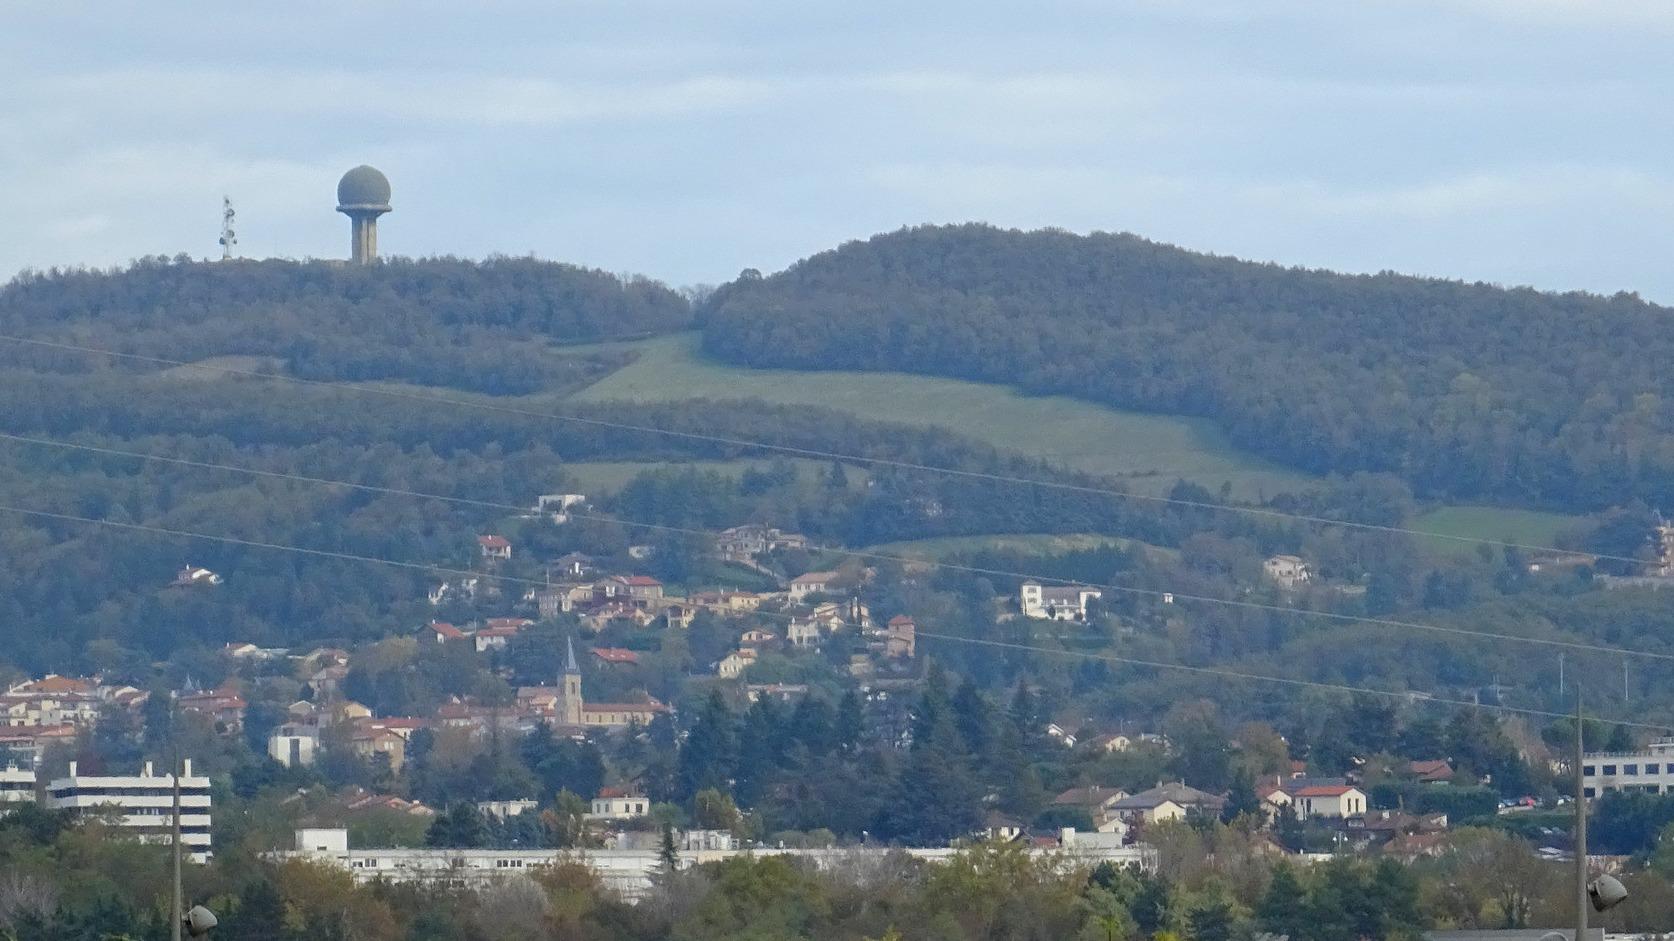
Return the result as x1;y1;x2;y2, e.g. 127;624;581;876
1574;687;1587;941
171;695;183;941
1559;653;1565;697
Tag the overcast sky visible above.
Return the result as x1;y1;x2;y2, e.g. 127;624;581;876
6;1;1673;299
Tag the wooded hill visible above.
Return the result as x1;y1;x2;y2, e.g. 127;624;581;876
700;224;1674;512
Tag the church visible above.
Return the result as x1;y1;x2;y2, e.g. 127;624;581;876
553;637;668;729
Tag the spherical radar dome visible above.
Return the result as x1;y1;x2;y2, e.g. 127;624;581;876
336;165;391;210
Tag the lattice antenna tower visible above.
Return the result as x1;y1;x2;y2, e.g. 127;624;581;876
218;197;237;260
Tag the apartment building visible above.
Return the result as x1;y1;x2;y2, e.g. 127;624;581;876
47;759;212;862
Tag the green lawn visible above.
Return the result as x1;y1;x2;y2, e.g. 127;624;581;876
1409;505;1582;556
571;333;1312;500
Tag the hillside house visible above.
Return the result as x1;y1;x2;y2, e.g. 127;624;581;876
1409;759;1454;784
717;649;758;679
1293;784;1367;818
478;535;512;561
739;629;778;647
549;553;596;579
177;683;247;731
1019;582;1103;621
787;618;822;649
884;615;916;659
591;648;640;667
428;577;478;606
691;590;764;613
663;602;696;629
172;566;223;587
609;575;664;606
587;788;650;820
789;571;839;601
350;725;407;772
1086;733;1133;754
267;725;320;768
426;622;467;645
1111;782;1225;825
716;525;809;561
1263;555;1311;589
472;625;520;652
534;493;587;522
1053;786;1130;826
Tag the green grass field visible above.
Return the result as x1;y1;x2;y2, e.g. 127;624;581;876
1408;505;1581;556
562;458;859;493
571;333;1312;500
860;532;1173;561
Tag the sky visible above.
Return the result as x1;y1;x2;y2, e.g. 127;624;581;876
5;1;1674;299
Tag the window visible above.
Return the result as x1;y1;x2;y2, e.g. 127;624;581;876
1584;765;1595;775
1649;764;1662;775
1626;764;1640;775
1603;765;1618;775
1584;787;1596;797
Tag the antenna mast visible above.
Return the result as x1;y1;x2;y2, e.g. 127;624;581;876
218;197;237;260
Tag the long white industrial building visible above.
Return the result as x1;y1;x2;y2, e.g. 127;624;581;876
275;828;1156;901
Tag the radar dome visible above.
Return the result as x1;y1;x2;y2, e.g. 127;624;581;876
336;165;391;210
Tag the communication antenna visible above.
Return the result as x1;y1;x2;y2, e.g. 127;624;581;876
218;197;237;260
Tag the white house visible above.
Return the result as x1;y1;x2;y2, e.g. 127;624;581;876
586;790;651;820
267;725;320;768
789;571;839;601
1020;582;1103;621
1263;555;1312;589
1292;785;1367;818
716;649;758;679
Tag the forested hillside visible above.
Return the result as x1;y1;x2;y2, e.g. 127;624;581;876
700;224;1674;511
1;255;691;394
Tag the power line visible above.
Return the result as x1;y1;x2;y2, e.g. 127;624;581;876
0;499;1660;732
909;630;1671;732
0;332;1647;568
4;429;1670;663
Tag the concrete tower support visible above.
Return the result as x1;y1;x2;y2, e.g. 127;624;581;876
335;166;392;265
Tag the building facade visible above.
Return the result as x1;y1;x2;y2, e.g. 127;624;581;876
1581;741;1674;798
47;759;212;862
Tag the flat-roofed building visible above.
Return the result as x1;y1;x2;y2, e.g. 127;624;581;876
47;759;212;862
0;765;35;805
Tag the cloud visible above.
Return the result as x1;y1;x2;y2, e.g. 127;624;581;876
18;68;787;132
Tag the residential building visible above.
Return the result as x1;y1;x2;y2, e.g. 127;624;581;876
48;759;212;862
351;725;407;772
715;525;808;561
1581;741;1674;798
1019;582;1103;621
1263;555;1312;589
478;535;512;561
1087;734;1133;754
1292;784;1367;818
472;625;520;652
1053;786;1129;830
745;684;808;703
610;575;664;606
717;649;758;679
884;615;916;659
428;577;478;606
549;553;596;579
426;622;466;645
0;766;35;804
587;788;651;820
663;602;696;629
789;571;839;601
534;493;586;522
739;629;777;647
690;590;764;613
1409;759;1455;784
787;618;822;648
268;725;320;768
1110;782;1225;825
177;682;247;731
592;647;640;667
479;799;539;819
172;566;223;587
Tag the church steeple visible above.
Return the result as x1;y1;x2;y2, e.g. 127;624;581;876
559;634;584;726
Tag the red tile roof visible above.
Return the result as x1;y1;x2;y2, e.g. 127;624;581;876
591;647;640;665
478;535;511;549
